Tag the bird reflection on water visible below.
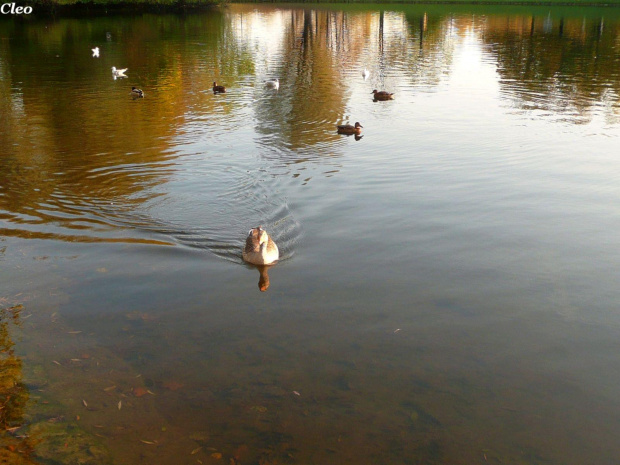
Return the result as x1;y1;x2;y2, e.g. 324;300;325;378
256;264;273;292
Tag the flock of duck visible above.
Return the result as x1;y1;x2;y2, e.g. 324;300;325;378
337;70;394;136
91;48;395;274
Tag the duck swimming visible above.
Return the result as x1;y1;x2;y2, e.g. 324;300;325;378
112;67;128;78
243;227;279;265
372;89;394;100
213;82;226;94
265;78;279;90
337;122;363;135
131;87;144;98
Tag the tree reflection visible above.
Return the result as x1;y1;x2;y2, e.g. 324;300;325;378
403;10;455;86
246;6;456;155
0;14;232;244
1;7;619;246
251;8;353;152
479;14;620;124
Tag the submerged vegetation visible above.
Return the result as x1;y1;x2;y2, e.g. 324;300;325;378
0;304;33;464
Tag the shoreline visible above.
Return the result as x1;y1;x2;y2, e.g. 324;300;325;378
3;1;224;16
2;0;619;18
233;0;620;4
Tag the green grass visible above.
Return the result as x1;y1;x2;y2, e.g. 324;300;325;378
10;0;620;12
237;0;620;4
13;0;224;7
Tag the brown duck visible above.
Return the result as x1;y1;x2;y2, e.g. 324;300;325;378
213;82;226;94
337;122;363;135
243;227;279;265
371;89;394;100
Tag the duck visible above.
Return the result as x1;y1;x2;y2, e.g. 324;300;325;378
111;67;128;78
92;47;100;58
265;78;279;90
131;87;144;98
213;82;226;94
372;89;394;100
243;227;279;266
362;68;370;80
337;122;363;135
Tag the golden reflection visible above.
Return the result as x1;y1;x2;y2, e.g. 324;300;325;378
0;227;175;245
1;7;619;245
0;14;229;243
476;14;620;123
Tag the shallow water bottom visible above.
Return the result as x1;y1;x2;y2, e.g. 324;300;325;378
3;238;619;465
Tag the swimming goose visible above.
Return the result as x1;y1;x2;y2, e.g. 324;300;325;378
131;87;144;98
265;78;279;90
243;227;279;265
92;47;100;58
372;89;394;100
213;82;226;94
111;67;128;78
337;122;363;135
362;68;370;80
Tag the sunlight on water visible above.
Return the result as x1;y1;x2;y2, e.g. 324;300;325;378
1;4;620;465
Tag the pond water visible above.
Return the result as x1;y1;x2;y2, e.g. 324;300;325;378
1;3;620;464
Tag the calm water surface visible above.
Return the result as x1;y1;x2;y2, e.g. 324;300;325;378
1;3;620;464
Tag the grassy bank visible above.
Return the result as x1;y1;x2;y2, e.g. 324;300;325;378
9;0;620;6
15;0;222;4
234;0;620;5
7;0;225;15
5;0;620;17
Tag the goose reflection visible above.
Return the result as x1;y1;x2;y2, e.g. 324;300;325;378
255;264;274;292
